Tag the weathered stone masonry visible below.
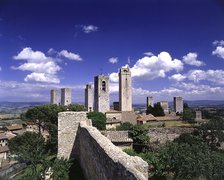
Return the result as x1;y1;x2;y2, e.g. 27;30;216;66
58;112;148;180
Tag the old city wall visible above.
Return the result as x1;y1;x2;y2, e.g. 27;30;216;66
149;127;195;144
58;112;148;180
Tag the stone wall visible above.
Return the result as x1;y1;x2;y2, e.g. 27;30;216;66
58;112;148;180
149;127;195;144
58;111;90;159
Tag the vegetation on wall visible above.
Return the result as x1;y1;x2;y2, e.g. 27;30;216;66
124;116;224;179
11;104;86;179
146;103;165;117
87;111;106;130
9;132;72;180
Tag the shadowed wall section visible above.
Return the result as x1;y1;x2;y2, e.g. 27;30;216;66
58;111;148;180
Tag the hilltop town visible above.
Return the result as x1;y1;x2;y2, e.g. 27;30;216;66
1;65;224;179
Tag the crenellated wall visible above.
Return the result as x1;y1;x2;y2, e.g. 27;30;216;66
58;111;148;180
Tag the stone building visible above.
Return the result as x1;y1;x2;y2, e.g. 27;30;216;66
61;88;72;106
101;131;133;150
0;133;9;164
147;96;154;108
195;110;202;120
119;67;132;111
174;96;183;114
159;101;169;114
94;75;110;113
85;84;93;112
50;89;59;105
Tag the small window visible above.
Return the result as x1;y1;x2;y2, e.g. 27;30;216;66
102;81;106;91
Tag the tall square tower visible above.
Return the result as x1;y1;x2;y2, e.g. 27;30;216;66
174;96;183;114
61;88;72;106
119;67;132;111
85;84;93;112
94;75;110;113
147;96;154;108
50;89;59;105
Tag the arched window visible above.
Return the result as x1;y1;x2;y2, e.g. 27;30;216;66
102;81;106;91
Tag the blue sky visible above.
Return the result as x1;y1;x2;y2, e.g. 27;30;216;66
0;0;224;103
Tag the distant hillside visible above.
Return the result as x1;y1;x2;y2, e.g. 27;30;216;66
184;100;224;107
168;100;224;108
0;102;48;114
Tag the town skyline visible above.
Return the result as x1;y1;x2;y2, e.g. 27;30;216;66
1;0;224;103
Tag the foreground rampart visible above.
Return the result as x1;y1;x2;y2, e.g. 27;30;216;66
58;112;148;180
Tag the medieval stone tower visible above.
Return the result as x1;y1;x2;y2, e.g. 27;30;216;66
147;96;154;108
61;88;72;106
85;84;93;112
119;67;132;111
174;96;183;114
94;75;110;113
50;89;59;105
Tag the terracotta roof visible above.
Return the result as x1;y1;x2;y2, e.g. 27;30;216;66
0;145;9;153
5;125;23;131
106;120;121;124
101;131;133;143
0;133;8;140
155;116;180;121
136;114;156;121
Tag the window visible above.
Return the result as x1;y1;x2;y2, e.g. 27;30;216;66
102;81;106;91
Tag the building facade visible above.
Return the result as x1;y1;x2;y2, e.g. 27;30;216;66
174;96;183;114
94;75;110;113
61;88;72;106
85;84;93;112
50;89;59;105
119;67;132;111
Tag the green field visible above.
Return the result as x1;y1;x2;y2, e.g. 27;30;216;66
0;119;25;125
143;120;194;128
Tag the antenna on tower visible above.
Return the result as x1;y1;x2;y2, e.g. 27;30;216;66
127;57;131;68
100;68;103;75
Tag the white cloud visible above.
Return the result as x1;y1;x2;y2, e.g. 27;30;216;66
212;46;224;59
182;52;205;66
24;72;60;84
14;47;49;62
0;80;86;102
144;52;154;56
188;69;224;85
47;48;57;55
212;40;224;59
169;73;186;81
131;52;183;79
82;25;98;34
59;50;82;61
170;69;224;85
108;57;118;64
109;72;119;83
213;40;224;46
12;47;61;83
109;52;183;82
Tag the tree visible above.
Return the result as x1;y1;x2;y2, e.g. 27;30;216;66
87;112;106;130
129;125;149;153
146;103;165;117
9;132;72;180
51;158;72;180
9;132;46;179
159;135;211;179
25;104;86;152
182;103;194;123
197;117;224;150
116;122;133;130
